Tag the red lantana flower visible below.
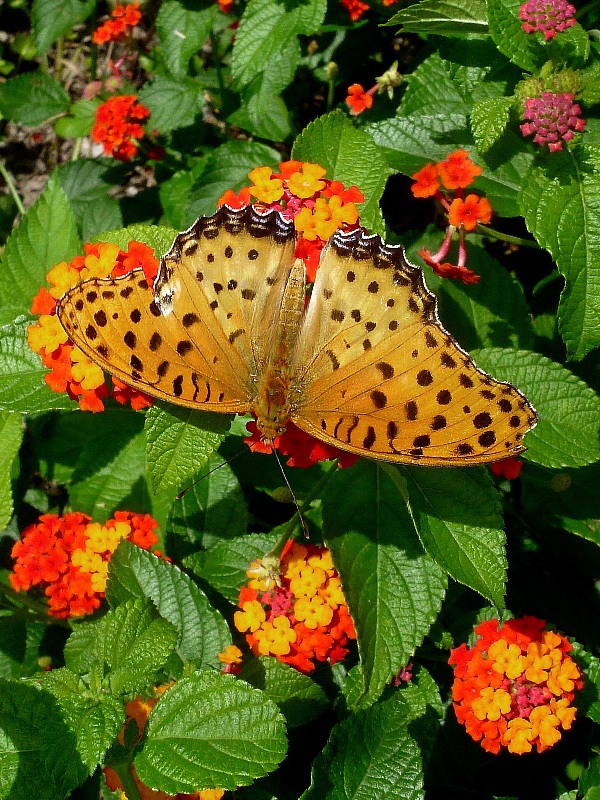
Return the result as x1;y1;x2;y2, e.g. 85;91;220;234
491;457;523;480
93;2;142;45
92;95;150;162
345;84;375;116
340;0;370;20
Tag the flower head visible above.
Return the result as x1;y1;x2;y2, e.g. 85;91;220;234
520;92;585;152
340;0;370;20
93;2;142;44
448;194;492;231
92;95;150;162
10;511;161;618
491;457;523;480
234;542;356;673
437;149;482;191
346;84;374;116
519;0;576;39
449;616;583;754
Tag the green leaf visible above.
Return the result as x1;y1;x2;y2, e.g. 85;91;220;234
471;97;513;153
0;678;86;800
292;110;390;235
0;173;81;326
183;141;281;223
0;319;77;412
70;598;177;696
42;668;124;774
107;541;231;668
145;403;230;495
57;159;123;241
156;2;218;78
232;0;326;89
138;76;204;134
67;413;147;522
134;670;287;793
0;72;70;125
519;145;600;361
53;98;98;139
185;531;278;603
31;0;95;54
430;241;534;351
385;0;488;35
169;453;249;553
303;689;424;800
240;656;329;728
472;348;600;468
487;0;546;72
322;461;447;705
0;619;45;679
401;465;507;606
0;411;23;530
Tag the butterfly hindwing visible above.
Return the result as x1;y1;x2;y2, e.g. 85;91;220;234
292;229;537;465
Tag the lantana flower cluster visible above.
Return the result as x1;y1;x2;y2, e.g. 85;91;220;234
92;2;142;45
27;240;157;412
519;0;576;40
345;62;402;116
92;95;150;161
449;616;583;755
10;511;162;618
234;541;356;674
340;0;399;22
520;91;585;152
104;688;224;800
411;149;492;285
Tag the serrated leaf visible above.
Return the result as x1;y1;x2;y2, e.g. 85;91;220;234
432;240;534;351
385;0;488;35
519;145;600;361
145;403;229;495
156;2;218;78
400;465;507;606
472;348;600;468
134;671;287;793
240;657;329;728
471;97;513;153
0;678;86;800
31;0;95;54
138;76;204;134
183;141;281;223
487;0;546;71
0;411;23;530
42;668;124;774
57;159;123;241
98;223;178;257
53;98;98;139
0;619;45;679
75;598;177;696
0;318;77;412
107;541;231;667
168;453;249;553
0;72;70;125
303;689;424;800
0;173;81;326
292;110;389;235
185;531;278;602
322;461;447;705
232;0;326;89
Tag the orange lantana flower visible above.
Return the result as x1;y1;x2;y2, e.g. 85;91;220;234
93;2;142;44
345;84;374;116
448;194;493;231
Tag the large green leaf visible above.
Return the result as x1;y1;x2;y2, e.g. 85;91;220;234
322;461;447;705
0;73;70;125
134;671;287;793
156;2;218;78
473;348;600;468
519;145;600;361
0;411;23;530
385;0;488;34
31;0;95;54
0;174;81;326
138;76;204;134
293;110;389;235
107;541;231;667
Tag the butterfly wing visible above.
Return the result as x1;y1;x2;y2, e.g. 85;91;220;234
291;228;537;465
57;206;296;412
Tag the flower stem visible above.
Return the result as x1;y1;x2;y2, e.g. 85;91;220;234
110;761;143;800
0;583;70;628
475;223;540;249
0;160;25;216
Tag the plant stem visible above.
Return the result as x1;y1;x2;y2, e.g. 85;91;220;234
71;138;83;160
55;37;64;82
0;160;26;216
475;223;540;249
111;762;144;800
0;583;71;628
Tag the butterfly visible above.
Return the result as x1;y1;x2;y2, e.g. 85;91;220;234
57;205;537;466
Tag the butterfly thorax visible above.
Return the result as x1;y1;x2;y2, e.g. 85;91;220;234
251;257;306;442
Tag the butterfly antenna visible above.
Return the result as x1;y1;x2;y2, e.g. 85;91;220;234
272;449;310;539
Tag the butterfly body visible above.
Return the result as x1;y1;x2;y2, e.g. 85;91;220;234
57;205;537;466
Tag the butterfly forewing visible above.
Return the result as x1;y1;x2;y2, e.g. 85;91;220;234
57;206;296;413
291;229;537;466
